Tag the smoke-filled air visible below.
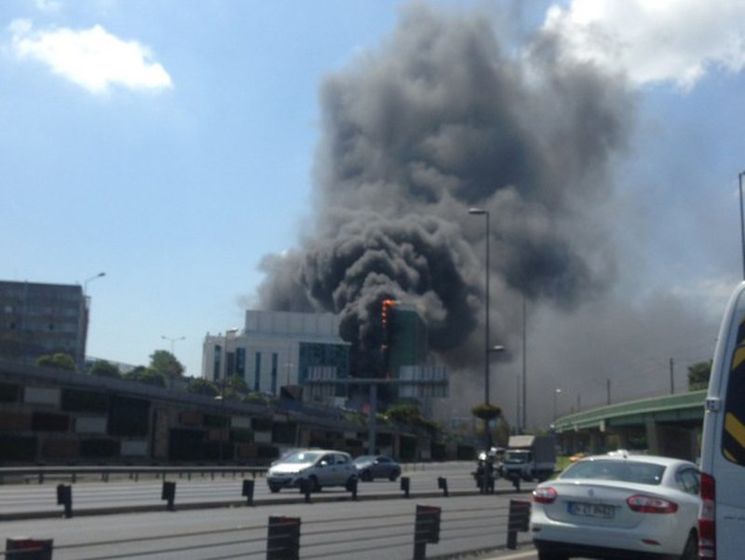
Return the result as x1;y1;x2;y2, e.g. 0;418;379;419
257;3;633;378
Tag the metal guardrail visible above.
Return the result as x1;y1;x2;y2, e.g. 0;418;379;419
0;461;470;485
0;466;268;485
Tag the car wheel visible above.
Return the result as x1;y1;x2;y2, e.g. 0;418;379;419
361;470;373;482
388;470;400;482
680;532;698;560
308;475;321;492
268;484;280;494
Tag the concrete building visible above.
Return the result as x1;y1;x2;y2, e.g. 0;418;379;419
202;310;350;400
0;281;89;368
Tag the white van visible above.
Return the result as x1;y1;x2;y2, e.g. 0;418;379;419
699;281;745;559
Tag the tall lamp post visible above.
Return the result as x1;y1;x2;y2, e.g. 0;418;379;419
81;272;105;371
468;208;491;406
553;388;562;422
739;171;745;280
83;272;106;295
161;335;185;355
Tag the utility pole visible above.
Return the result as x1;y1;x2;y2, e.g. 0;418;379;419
521;295;527;432
606;379;611;405
669;358;675;394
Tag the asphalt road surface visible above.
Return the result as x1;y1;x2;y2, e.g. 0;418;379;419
0;491;537;559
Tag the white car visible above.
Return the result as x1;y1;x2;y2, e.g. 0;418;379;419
266;449;357;493
530;453;700;560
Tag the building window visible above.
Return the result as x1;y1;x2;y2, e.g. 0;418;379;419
236;347;246;379
254;352;261;392
213;345;222;382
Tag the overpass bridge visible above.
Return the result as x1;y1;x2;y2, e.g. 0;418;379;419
552;389;706;461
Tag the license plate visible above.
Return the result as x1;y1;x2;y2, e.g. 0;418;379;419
567;501;615;519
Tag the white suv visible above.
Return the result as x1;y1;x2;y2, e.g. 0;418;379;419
267;449;357;493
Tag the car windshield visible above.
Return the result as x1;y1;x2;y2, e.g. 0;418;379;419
560;460;666;485
505;451;531;464
282;451;323;464
354;455;374;463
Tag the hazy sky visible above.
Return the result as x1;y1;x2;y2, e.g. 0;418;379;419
3;0;745;426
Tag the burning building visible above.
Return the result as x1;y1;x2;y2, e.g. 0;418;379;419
255;4;631;419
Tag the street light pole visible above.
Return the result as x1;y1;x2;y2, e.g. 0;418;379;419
522;295;527;433
468;208;491;406
83;272;106;295
161;335;185;355
553;388;562;421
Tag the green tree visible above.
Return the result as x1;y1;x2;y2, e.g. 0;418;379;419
471;403;502;422
385;403;421;424
89;360;121;379
36;353;76;371
688;360;713;391
124;366;166;388
149;350;184;378
226;375;248;394
187;377;219;397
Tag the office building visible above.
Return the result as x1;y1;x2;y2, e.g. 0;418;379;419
202;310;350;400
0;281;88;368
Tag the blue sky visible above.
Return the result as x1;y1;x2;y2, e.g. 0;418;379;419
2;0;745;422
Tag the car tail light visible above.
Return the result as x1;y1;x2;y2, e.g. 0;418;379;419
699;472;716;559
532;486;557;504
626;494;678;514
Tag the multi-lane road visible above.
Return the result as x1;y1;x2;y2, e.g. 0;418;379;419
0;462;540;559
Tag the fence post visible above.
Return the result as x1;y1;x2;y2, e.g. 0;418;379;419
413;505;441;560
506;500;531;549
56;484;72;518
300;478;312;503
266;516;301;560
161;481;176;511
347;476;358;500
5;538;53;560
242;479;255;506
437;477;449;497
400;476;410;498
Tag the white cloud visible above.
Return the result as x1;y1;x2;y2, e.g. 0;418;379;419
33;0;62;14
543;0;745;90
10;19;173;94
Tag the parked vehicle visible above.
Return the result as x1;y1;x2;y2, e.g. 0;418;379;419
502;435;556;488
699;280;745;559
531;452;700;560
266;449;357;493
353;455;401;481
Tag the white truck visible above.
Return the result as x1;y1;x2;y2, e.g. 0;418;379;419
501;435;556;489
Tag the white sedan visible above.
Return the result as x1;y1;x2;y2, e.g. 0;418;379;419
530;452;700;560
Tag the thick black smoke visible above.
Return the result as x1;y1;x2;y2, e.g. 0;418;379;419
257;4;633;377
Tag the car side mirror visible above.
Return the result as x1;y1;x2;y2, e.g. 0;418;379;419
319;460;329;467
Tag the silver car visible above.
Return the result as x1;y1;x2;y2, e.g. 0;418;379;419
266;449;357;493
353;455;401;481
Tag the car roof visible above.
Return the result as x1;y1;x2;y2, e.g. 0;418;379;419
578;453;696;469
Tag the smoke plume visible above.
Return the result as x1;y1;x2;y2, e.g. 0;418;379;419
257;3;633;377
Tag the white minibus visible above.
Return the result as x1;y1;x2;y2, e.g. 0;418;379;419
699;281;745;559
